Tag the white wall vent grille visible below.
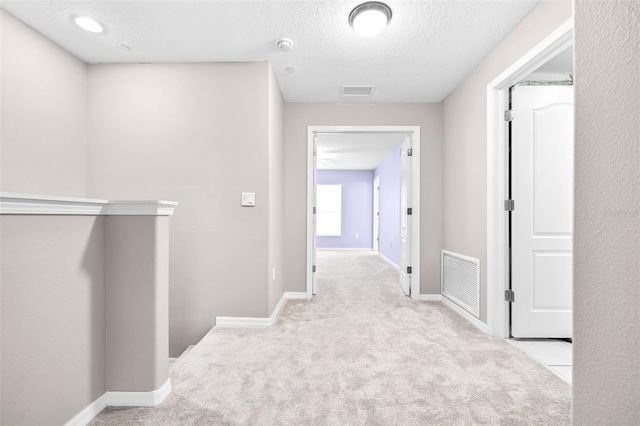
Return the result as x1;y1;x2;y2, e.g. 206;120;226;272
441;250;480;318
341;85;375;97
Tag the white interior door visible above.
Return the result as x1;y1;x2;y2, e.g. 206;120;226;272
399;137;411;296
373;175;380;252
511;85;573;338
312;136;318;295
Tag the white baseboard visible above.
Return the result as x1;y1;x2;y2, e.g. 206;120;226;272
215;315;272;328
66;394;108;426
65;379;172;426
378;253;399;270
419;294;442;302
284;291;309;300
107;378;172;407
316;247;372;251
441;296;489;334
216;291;300;328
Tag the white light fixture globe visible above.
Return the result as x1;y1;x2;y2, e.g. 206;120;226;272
349;2;392;38
74;16;104;33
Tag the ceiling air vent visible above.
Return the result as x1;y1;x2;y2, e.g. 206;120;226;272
341;85;375;97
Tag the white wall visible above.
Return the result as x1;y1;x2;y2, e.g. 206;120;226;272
0;11;87;196
441;0;572;322
284;103;442;295
573;0;640;423
87;62;281;356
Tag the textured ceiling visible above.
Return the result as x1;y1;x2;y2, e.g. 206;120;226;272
316;133;406;170
1;0;540;103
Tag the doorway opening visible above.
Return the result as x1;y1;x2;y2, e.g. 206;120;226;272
487;19;574;384
306;126;421;300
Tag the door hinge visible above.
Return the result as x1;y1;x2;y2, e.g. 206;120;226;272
407;148;413;157
312;265;316;273
407;266;412;274
504;109;515;121
407;207;412;215
505;289;515;303
313;206;316;214
504;199;515;211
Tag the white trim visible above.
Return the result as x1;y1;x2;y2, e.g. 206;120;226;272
441;297;489;335
307;126;421;300
215;316;271;328
65;394;108;426
284;291;309;300
378;252;399;270
0;193;177;216
65;379;172;426
486;19;573;339
316;247;372;252
216;291;304;327
107;379;172;407
419;294;442;302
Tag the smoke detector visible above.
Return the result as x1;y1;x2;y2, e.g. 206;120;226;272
276;39;293;52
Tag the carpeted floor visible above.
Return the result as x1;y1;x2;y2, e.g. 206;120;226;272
91;250;571;425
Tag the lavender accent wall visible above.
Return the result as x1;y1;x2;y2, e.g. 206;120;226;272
316;170;373;249
374;144;401;265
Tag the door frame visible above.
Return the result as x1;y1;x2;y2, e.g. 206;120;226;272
306;125;421;300
486;19;573;339
373;174;380;252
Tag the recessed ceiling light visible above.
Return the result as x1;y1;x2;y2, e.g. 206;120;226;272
73;16;104;33
349;2;392;37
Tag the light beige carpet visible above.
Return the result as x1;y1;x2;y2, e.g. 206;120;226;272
92;250;571;425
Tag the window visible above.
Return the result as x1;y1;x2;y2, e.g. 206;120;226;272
316;184;341;236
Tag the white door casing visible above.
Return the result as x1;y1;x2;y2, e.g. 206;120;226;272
399;136;411;296
486;19;573;338
511;85;573;338
306;126;421;300
373;175;380;252
312;136;318;295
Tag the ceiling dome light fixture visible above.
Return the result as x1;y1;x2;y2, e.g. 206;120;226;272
73;16;104;33
349;2;392;37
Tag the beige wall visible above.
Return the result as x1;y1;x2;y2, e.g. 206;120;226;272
87;63;277;356
0;10;87;196
441;0;572;322
0;216;107;425
283;103;442;295
573;1;640;423
268;67;286;312
107;216;169;391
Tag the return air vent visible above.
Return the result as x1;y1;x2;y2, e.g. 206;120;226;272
341;85;375;97
441;250;480;318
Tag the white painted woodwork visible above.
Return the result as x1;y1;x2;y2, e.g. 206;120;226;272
306;126;420;301
312;136;318;295
373;175;380;252
486;19;573;339
0;192;177;215
511;85;573;338
399;136;411;296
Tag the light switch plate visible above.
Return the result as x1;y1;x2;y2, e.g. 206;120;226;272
241;192;256;207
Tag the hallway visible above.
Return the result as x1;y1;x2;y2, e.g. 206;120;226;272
92;251;570;425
